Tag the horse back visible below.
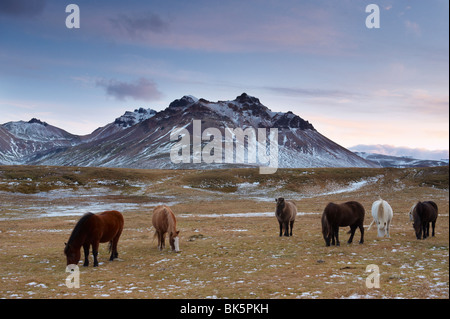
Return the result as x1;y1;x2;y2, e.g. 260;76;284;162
285;201;297;221
325;201;364;226
95;210;124;243
372;199;393;221
420;201;438;222
345;201;365;220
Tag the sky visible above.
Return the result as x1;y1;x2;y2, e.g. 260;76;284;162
0;0;448;158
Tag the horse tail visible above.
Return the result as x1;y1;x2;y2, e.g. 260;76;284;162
322;203;334;238
367;218;375;231
378;200;385;221
165;206;177;235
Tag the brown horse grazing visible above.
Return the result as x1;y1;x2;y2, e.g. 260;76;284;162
321;201;365;246
64;210;124;267
411;201;438;240
152;205;180;252
275;198;297;237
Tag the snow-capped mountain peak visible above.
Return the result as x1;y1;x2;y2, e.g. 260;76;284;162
113;108;157;128
2;118;76;142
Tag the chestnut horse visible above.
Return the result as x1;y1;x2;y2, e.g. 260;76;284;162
411;201;438;240
152;205;180;252
64;210;124;267
321;201;365;246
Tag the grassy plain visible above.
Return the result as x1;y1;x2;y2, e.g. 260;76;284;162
0;165;448;299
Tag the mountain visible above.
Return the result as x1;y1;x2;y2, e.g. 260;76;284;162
0;108;156;165
0;118;81;164
1;93;377;169
355;152;449;168
84;107;157;142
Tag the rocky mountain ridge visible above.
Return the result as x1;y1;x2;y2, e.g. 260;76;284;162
0;93;377;169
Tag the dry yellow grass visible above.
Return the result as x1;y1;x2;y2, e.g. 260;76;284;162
0;166;448;299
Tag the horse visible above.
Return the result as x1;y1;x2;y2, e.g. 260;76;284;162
275;197;297;237
411;201;438;240
368;197;393;238
321;201;365;246
152;205;180;252
64;210;124;267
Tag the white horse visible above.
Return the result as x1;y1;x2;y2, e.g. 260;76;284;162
368;197;393;238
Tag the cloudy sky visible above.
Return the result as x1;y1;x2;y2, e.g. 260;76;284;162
0;0;448;157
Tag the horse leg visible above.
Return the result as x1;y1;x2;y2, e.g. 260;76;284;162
330;225;335;245
109;238;118;261
347;226;356;244
82;243;89;267
278;221;283;237
432;221;436;237
161;232;166;250
359;223;364;244
289;220;294;236
157;231;162;251
386;220;391;238
334;226;340;246
108;241;114;261
92;241;100;267
283;221;289;237
426;222;430;239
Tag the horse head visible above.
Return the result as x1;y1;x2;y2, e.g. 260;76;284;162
275;198;285;215
64;242;80;265
169;230;181;253
411;202;423;239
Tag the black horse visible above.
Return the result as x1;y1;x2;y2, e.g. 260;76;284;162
411;201;438;240
321;201;365;246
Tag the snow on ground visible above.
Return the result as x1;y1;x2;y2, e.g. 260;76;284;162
178;212;318;218
0;175;382;219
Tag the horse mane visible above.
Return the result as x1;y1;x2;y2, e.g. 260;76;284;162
414;201;424;220
67;212;94;246
165;206;177;234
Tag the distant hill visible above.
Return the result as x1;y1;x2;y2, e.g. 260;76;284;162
354;152;449;168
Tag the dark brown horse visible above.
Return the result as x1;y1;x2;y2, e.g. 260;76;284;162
64;210;124;267
152;205;180;252
321;201;365;246
411;201;438;240
275;198;297;237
